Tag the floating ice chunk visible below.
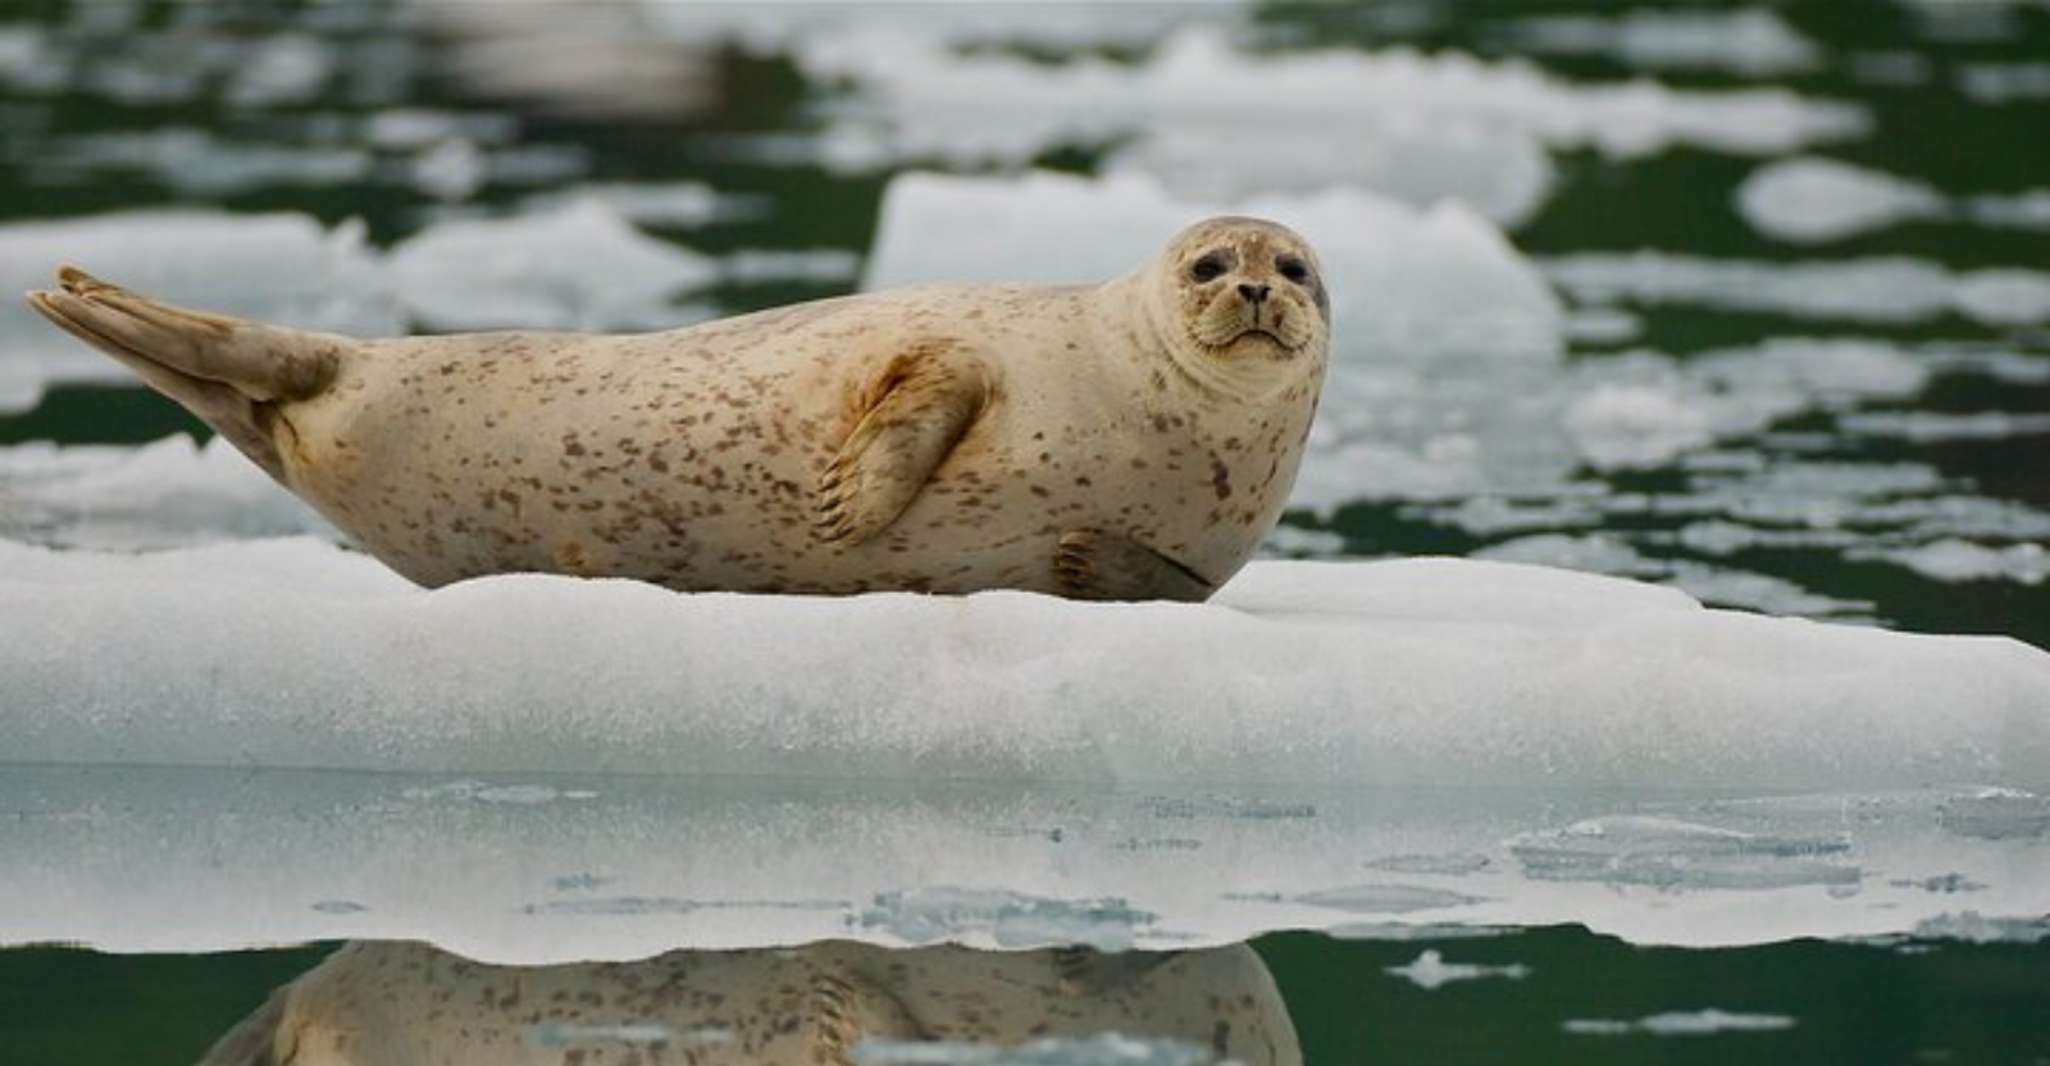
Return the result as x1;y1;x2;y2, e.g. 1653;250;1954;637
1968;189;2050;231
641;1;1236;55
1105;112;1555;226
522;181;768;228
720;248;864;285
1909;911;2050;944
1509;816;1859;891
35;129;371;197
1503;9;1821;76
387;196;718;331
1940;788;2050;840
1383;949;1530;990
1562;384;1716;470
1545;252;2050;325
3;540;2048;790
1853;539;2049;585
866;170;1564;365
1956;61;2050;103
222;32;332;107
852;1034;1211;1066
1328;923;1514;942
364;107;519;150
0;210;400;393
1565;1010;1796;1036
1472;535;1873;618
857;888;1155;952
800;26;1863;219
1734;157;1945;243
0;435;332;550
1661;564;1874;620
1290;884;1488;914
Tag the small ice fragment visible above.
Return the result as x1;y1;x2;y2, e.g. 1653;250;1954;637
1384;949;1530;990
1564;1009;1796;1036
1293;884;1488;914
1510;816;1858;891
310;900;367;915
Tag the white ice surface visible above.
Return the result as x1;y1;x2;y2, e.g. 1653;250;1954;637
791;26;1866;223
1503;9;1821;76
865;170;1563;365
1736;156;2050;242
3;536;2046;789
1545;252;2050;326
0;436;333;549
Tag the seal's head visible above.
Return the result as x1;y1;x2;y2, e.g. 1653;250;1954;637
1142;217;1330;393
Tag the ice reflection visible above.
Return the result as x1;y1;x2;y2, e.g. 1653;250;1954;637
200;940;1298;1066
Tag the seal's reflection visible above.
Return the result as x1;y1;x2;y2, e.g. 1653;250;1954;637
201;940;1300;1066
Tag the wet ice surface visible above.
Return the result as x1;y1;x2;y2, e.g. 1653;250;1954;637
4;765;2049;962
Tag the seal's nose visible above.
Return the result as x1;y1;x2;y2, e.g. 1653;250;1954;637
1238;283;1271;304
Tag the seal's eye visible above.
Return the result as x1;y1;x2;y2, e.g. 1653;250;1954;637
1189;254;1228;283
1277;256;1311;285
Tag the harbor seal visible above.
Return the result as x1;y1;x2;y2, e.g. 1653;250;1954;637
26;217;1328;601
200;940;1302;1066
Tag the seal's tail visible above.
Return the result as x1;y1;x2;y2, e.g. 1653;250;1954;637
24;266;347;481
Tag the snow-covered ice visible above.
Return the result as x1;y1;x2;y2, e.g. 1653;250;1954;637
2;536;2046;789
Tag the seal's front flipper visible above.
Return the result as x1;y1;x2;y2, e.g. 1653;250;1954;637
25;266;348;481
817;347;991;545
1055;530;1217;603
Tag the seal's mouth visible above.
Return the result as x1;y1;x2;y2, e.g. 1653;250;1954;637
1228;327;1297;353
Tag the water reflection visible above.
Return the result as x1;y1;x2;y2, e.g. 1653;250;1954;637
200;940;1298;1066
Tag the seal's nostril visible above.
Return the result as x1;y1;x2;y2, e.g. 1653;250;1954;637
1238;283;1270;303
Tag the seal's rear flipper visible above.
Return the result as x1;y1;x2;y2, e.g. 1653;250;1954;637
25;266;346;481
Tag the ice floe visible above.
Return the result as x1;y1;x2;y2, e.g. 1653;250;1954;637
865;170;1563;364
1851;539;2049;586
1501;9;1821;76
792;26;1866;223
1384;950;1530;990
1545;252;2050;326
1509;816;1858;891
2;536;2046;789
1564;1010;1796;1036
386;196;717;331
1957;61;2050;103
1736;156;2050;242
